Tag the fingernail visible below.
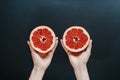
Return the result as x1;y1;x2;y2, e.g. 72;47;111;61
60;39;62;42
27;41;29;45
91;39;92;43
56;37;58;40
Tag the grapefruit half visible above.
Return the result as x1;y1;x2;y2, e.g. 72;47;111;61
62;26;90;52
29;26;56;53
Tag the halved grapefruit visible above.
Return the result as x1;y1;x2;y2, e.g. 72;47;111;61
62;26;90;52
29;26;56;53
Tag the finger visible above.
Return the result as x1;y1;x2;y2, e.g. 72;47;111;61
52;37;58;52
27;41;36;54
56;37;58;40
60;39;75;61
48;37;58;57
85;39;92;56
60;39;69;54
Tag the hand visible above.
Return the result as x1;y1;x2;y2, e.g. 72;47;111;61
28;37;58;80
61;39;92;80
28;37;58;70
61;39;92;69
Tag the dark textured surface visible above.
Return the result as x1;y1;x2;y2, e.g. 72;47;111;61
1;0;120;80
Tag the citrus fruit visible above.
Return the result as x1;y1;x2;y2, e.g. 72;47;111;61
62;26;90;52
29;26;56;53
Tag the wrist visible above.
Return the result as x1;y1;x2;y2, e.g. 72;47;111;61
34;63;48;71
33;65;45;72
74;65;89;80
29;66;45;80
73;63;87;71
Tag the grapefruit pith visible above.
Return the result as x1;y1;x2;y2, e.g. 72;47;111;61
62;26;90;52
29;26;56;53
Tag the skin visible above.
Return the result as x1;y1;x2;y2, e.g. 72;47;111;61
61;39;92;80
28;37;92;80
28;37;58;80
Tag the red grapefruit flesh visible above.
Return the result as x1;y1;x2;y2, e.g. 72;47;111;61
29;26;56;53
63;26;90;52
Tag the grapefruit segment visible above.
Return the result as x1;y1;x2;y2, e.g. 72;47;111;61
29;26;56;53
63;26;90;52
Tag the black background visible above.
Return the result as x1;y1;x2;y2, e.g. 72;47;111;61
1;0;120;80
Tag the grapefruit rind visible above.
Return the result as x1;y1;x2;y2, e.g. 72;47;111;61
29;26;56;53
63;26;90;52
